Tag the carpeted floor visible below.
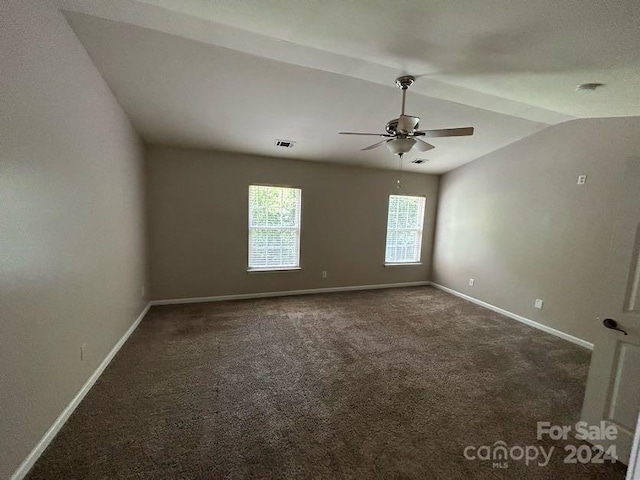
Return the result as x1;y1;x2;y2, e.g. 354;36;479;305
27;286;627;479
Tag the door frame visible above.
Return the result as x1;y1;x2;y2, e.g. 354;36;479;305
628;413;640;480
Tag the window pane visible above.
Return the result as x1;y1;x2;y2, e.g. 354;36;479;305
249;185;301;269
384;195;425;264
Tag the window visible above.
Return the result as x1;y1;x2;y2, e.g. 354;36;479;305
385;195;426;264
248;185;302;270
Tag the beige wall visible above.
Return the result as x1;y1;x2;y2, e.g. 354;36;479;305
433;116;640;344
0;2;148;478
146;146;438;300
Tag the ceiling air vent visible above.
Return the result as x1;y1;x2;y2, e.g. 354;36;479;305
411;158;429;164
274;139;296;148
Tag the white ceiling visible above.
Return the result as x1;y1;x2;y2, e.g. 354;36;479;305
55;0;640;173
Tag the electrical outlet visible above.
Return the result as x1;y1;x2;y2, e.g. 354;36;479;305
534;299;544;310
577;175;587;185
321;271;327;279
80;343;86;361
468;278;475;286
141;285;146;297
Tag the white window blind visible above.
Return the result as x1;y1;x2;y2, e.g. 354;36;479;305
248;185;302;270
385;195;426;264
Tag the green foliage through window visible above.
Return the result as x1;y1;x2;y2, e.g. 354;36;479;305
249;185;301;269
385;195;425;263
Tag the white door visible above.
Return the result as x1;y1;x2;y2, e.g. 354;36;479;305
581;157;640;465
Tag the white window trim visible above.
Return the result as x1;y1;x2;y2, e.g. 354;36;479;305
384;194;426;265
247;184;302;272
247;267;302;273
384;262;423;267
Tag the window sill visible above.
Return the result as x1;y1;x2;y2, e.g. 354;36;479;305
384;262;423;268
247;267;302;274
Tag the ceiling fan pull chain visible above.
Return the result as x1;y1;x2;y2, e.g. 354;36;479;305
397;153;403;189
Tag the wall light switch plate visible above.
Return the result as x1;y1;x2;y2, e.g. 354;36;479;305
534;299;544;309
321;271;327;278
577;175;587;185
468;278;475;286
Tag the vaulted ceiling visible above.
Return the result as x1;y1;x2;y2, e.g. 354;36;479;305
55;0;640;173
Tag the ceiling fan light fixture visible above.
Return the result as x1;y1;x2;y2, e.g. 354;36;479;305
386;138;416;155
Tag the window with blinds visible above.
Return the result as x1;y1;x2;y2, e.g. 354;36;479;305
248;185;302;270
385;195;426;264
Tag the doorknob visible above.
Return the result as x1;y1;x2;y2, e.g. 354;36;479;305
602;318;628;335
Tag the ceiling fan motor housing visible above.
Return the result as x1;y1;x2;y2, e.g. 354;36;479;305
385;119;399;135
386;117;420;135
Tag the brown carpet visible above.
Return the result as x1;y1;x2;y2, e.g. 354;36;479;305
27;286;626;479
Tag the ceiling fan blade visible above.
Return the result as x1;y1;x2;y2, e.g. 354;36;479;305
415;138;435;152
339;132;391;136
415;127;474;138
360;139;389;151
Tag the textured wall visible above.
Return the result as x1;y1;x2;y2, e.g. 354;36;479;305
0;2;148;477
146;146;438;300
433;117;640;343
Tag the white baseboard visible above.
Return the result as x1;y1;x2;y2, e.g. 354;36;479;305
429;282;593;350
150;281;431;306
11;303;151;480
10;282;593;479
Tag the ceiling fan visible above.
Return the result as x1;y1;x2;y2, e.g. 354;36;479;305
339;75;474;157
